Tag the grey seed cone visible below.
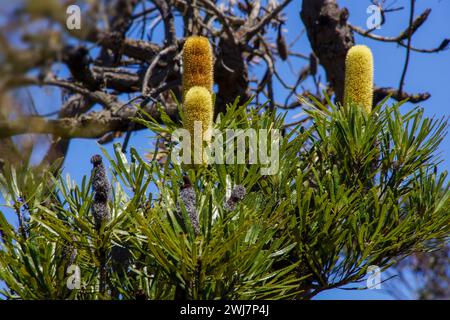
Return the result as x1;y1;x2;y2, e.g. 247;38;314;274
90;154;111;230
179;186;200;236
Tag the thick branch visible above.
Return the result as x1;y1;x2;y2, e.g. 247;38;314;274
62;46;101;91
12;77;120;110
153;0;177;45
215;38;249;116
0;103;178;139
301;0;354;103
98;33;162;61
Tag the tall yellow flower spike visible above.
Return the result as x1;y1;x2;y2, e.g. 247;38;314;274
182;36;214;97
343;45;374;113
183;86;214;164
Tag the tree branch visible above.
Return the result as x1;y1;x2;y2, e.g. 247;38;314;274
301;0;354;103
0;103;178;139
244;0;292;42
374;87;430;105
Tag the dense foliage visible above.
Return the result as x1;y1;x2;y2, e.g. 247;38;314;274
0;96;449;299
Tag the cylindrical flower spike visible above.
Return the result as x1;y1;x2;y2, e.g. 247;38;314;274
184;86;214;163
182;36;214;97
184;86;214;142
343;45;374;113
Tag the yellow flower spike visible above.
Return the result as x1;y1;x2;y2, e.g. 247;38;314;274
344;45;374;113
182;36;214;97
183;86;214;165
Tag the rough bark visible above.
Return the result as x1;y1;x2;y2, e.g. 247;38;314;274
215;37;249;116
301;0;354;103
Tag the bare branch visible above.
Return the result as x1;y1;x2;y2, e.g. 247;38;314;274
398;0;416;97
244;0;292;42
0;102;178;139
374;87;430;104
198;0;236;42
14;77;120;109
142;45;177;96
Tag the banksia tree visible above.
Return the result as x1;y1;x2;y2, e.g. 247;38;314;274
1;1;450;303
182;36;214;97
0;96;450;300
343;45;374;113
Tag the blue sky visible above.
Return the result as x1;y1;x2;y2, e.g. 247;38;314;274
1;0;449;299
